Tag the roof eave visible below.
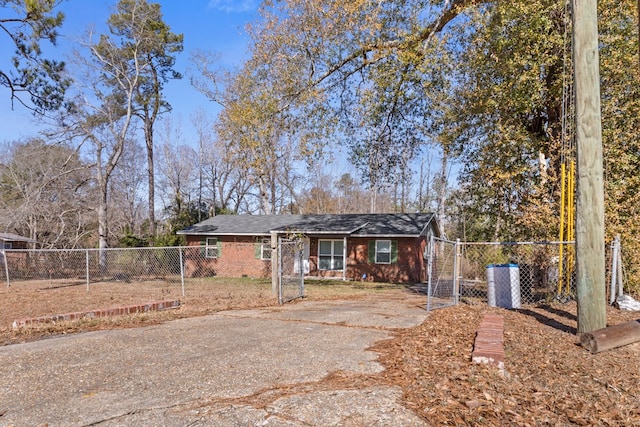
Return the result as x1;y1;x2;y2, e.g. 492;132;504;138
353;234;422;239
178;231;271;237
418;214;437;236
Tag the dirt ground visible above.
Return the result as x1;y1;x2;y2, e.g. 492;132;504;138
0;277;405;345
378;301;640;426
3;278;640;425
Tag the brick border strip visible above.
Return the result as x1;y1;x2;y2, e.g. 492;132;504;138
12;299;181;329
472;313;505;371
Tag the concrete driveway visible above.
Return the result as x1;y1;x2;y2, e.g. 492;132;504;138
0;293;429;426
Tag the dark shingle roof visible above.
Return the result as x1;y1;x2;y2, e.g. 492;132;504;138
0;233;37;243
179;213;437;237
177;214;301;236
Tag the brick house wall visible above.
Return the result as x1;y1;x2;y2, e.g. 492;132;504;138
306;236;427;283
184;236;271;278
0;240;33;273
349;237;427;283
184;234;428;284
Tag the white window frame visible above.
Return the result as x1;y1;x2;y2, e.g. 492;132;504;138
375;240;392;264
318;239;344;271
206;237;218;258
261;238;271;260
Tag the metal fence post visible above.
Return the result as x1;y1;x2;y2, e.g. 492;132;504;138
453;239;461;305
426;235;434;311
298;242;305;297
179;246;185;297
85;249;90;292
2;250;9;288
271;231;278;298
278;236;284;304
610;237;619;304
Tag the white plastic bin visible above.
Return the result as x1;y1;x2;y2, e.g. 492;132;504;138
486;264;521;309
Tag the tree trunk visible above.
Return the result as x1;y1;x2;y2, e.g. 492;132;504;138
437;151;448;227
258;175;273;215
145;121;156;239
98;179;109;273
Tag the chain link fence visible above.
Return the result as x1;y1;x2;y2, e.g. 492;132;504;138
0;244;275;295
426;238;578;311
459;241;575;305
0;244;282;328
277;238;305;304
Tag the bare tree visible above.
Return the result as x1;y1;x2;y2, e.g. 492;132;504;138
67;9;148;254
0;139;93;248
191;51;324;215
156;116;198;218
109;138;147;237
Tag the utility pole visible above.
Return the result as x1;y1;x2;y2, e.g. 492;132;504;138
572;0;607;333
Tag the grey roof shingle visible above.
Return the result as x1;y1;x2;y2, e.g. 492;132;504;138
177;215;300;236
0;233;37;243
178;213;437;237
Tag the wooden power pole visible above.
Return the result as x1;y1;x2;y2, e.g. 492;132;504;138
572;0;607;334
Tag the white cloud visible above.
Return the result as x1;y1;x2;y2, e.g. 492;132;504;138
208;0;258;13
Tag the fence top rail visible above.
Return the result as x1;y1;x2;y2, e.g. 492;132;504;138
432;236;458;245
1;246;194;253
460;240;575;246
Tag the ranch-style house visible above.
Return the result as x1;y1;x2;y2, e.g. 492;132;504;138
177;213;439;284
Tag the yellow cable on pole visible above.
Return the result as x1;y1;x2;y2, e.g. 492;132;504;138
565;160;576;295
558;163;566;296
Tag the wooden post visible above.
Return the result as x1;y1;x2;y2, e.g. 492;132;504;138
573;0;607;333
580;320;640;353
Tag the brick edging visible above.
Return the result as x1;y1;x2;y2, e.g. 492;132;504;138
472;313;505;371
12;299;181;329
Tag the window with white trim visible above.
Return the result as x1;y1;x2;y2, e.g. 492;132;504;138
318;239;344;271
375;240;392;264
206;237;218;258
261;238;271;260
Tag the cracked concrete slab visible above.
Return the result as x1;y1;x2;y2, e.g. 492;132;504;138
0;293;429;426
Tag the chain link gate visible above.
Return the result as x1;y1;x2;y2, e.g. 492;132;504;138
277;237;305;304
426;236;459;311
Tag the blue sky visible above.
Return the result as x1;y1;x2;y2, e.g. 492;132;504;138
1;0;259;144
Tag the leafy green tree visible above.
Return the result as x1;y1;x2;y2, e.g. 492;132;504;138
440;1;567;242
598;0;640;289
236;0;476;198
153;194;206;247
118;226;149;247
0;0;70;112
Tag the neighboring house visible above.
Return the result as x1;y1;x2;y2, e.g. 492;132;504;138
0;232;36;250
177;213;439;284
0;233;37;270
